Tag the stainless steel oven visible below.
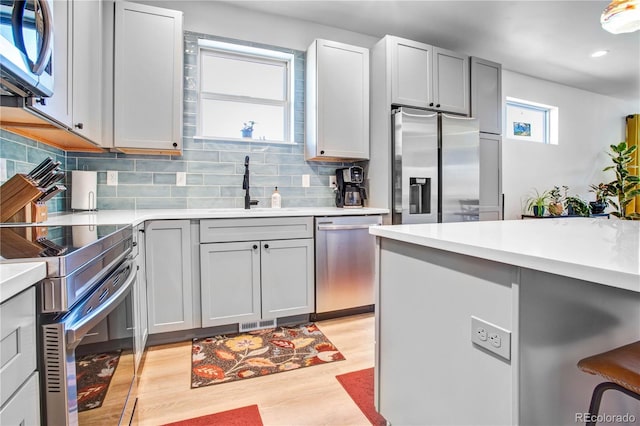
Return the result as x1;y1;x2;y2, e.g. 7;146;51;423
0;224;136;426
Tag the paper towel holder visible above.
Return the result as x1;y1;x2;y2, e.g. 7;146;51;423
71;170;98;211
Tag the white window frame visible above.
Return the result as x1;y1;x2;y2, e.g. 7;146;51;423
505;97;559;145
196;39;295;143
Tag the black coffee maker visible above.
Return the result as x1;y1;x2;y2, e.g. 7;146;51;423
335;166;367;208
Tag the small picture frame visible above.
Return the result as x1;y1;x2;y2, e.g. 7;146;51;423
513;122;531;136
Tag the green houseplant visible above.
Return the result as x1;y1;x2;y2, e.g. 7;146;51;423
525;188;551;217
564;195;591;217
603;142;640;219
588;183;611;214
548;185;568;216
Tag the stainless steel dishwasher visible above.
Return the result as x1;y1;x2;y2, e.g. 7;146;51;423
312;215;382;320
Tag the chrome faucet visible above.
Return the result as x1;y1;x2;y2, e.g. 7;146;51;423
243;155;250;209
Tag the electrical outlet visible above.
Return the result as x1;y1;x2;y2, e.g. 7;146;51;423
476;327;487;341
471;316;511;360
329;175;336;188
107;170;118;186
302;174;310;187
176;172;186;186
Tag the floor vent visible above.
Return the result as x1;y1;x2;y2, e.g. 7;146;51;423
239;319;276;332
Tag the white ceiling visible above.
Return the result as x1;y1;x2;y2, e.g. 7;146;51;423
224;0;640;102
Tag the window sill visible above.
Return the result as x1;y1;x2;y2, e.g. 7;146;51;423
194;135;296;145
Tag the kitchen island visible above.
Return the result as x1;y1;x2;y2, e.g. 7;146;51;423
370;219;640;426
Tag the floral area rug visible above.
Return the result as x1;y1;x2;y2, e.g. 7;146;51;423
75;351;121;412
191;323;345;388
336;368;387;426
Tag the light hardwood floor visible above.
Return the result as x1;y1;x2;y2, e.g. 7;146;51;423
135;313;375;425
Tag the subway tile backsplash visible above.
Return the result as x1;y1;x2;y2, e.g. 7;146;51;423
0;31;352;212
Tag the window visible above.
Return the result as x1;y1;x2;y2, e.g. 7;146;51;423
505;97;558;145
197;39;295;142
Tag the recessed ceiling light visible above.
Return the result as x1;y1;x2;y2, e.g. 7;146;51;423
591;50;609;58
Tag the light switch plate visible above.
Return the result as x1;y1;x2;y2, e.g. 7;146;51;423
176;172;186;186
471;316;511;360
302;174;310;187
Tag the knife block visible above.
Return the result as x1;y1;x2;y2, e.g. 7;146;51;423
0;174;45;222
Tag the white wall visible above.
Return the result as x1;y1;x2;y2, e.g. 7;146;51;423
136;1;378;50
502;70;637;220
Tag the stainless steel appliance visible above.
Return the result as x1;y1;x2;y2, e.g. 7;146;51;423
0;224;136;426
392;107;480;224
312;215;381;320
335;166;367;208
0;0;54;97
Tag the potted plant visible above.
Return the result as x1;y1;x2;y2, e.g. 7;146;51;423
525;188;551;217
588;183;611;214
564;195;591;217
603;141;640;219
548;185;568;216
241;121;256;138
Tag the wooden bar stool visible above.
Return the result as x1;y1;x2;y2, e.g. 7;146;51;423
577;341;640;426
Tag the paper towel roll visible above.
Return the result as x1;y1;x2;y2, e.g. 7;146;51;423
71;171;97;210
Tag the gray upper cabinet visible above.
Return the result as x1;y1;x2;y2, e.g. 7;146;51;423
305;39;370;161
389;36;469;115
112;2;183;153
32;0;102;144
145;220;194;334
471;57;502;135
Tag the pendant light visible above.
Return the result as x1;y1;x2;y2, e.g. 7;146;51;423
601;0;640;34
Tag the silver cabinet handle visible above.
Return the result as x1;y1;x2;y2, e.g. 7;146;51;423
317;223;380;231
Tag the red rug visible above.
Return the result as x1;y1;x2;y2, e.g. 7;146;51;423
162;404;263;426
336;368;387;426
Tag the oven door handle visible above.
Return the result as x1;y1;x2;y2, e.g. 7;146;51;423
65;260;136;349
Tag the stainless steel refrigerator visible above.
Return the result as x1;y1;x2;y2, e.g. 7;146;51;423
392;107;480;224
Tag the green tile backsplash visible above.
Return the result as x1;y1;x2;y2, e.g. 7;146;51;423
0;32;352;212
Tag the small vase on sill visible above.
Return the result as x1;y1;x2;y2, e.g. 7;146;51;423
532;205;545;217
241;129;253;138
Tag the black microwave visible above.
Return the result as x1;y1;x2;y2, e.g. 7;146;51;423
0;0;54;97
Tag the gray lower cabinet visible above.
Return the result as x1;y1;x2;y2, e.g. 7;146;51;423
0;287;40;425
200;218;314;328
133;222;148;370
146;220;194;334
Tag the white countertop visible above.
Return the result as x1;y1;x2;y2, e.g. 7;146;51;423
370;218;640;293
41;207;389;226
0;262;46;304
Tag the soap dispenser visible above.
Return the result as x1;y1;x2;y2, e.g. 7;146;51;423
271;186;281;208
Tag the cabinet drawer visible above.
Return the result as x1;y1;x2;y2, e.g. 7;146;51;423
0;287;36;405
0;371;40;426
200;217;313;243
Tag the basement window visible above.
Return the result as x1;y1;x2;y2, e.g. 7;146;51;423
196;39;294;143
505;97;558;145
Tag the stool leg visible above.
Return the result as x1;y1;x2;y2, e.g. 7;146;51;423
585;382;640;426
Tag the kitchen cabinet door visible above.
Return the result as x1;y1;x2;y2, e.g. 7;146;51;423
471;57;502;135
30;0;103;146
113;1;183;153
31;0;72;127
479;133;502;221
133;223;148;371
433;47;469;115
390;37;432;109
261;238;314;320
200;241;261;328
305;39;370;160
72;0;102;142
145;220;194;334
